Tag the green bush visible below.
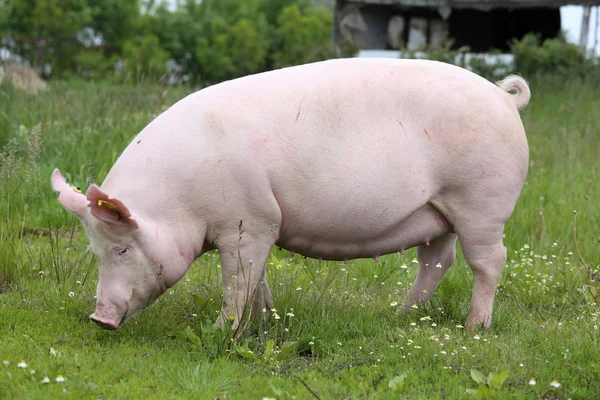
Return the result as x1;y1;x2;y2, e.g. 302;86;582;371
272;4;334;68
122;34;170;83
510;32;600;79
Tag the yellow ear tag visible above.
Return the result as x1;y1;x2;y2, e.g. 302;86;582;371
72;186;82;194
97;199;117;209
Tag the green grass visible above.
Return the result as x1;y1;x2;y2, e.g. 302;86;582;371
1;77;599;399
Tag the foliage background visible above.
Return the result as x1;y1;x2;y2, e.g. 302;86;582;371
0;0;336;83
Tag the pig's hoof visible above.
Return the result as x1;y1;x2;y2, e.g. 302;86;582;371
465;316;492;331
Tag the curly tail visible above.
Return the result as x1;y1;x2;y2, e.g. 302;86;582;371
496;75;531;111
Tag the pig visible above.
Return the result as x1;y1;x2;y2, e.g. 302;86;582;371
51;58;530;331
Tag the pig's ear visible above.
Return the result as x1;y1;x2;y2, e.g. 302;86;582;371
86;185;139;229
51;168;87;219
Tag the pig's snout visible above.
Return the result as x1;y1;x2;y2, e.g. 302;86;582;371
90;302;127;330
90;313;120;330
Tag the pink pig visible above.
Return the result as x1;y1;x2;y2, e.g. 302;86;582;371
52;58;530;330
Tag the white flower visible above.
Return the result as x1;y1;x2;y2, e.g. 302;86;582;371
411;304;418;309
528;378;536;386
456;324;464;329
400;264;408;269
337;342;342;346
69;292;74;297
41;376;50;384
390;301;398;307
55;375;65;383
431;323;437;327
473;334;481;340
308;341;314;345
296;286;302;291
50;348;57;357
2;360;9;366
410;322;417;326
412;258;419;264
435;262;443;269
549;380;561;388
17;360;27;368
191;313;197;317
287;312;295;317
273;313;281;320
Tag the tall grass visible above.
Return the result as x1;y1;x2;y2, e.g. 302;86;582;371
0;76;598;399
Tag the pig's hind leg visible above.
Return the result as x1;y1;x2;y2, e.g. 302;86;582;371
455;222;507;331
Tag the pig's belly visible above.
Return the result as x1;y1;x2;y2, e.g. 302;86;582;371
275;203;451;261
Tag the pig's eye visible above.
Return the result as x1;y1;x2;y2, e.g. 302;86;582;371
117;248;129;256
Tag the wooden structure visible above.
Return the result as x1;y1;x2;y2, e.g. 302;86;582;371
334;0;600;52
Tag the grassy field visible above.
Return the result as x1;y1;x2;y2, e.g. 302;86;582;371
0;76;599;399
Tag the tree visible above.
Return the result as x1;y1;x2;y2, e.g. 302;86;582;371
122;34;169;82
2;0;92;76
273;4;333;68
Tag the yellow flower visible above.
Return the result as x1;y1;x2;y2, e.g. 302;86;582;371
228;315;235;322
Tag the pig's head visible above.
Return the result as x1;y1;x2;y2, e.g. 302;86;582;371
51;169;188;329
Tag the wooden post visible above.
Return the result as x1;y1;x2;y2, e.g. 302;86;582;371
580;5;592;52
594;6;599;57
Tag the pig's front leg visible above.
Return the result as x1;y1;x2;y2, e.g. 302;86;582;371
401;233;457;310
215;234;276;330
252;270;274;316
